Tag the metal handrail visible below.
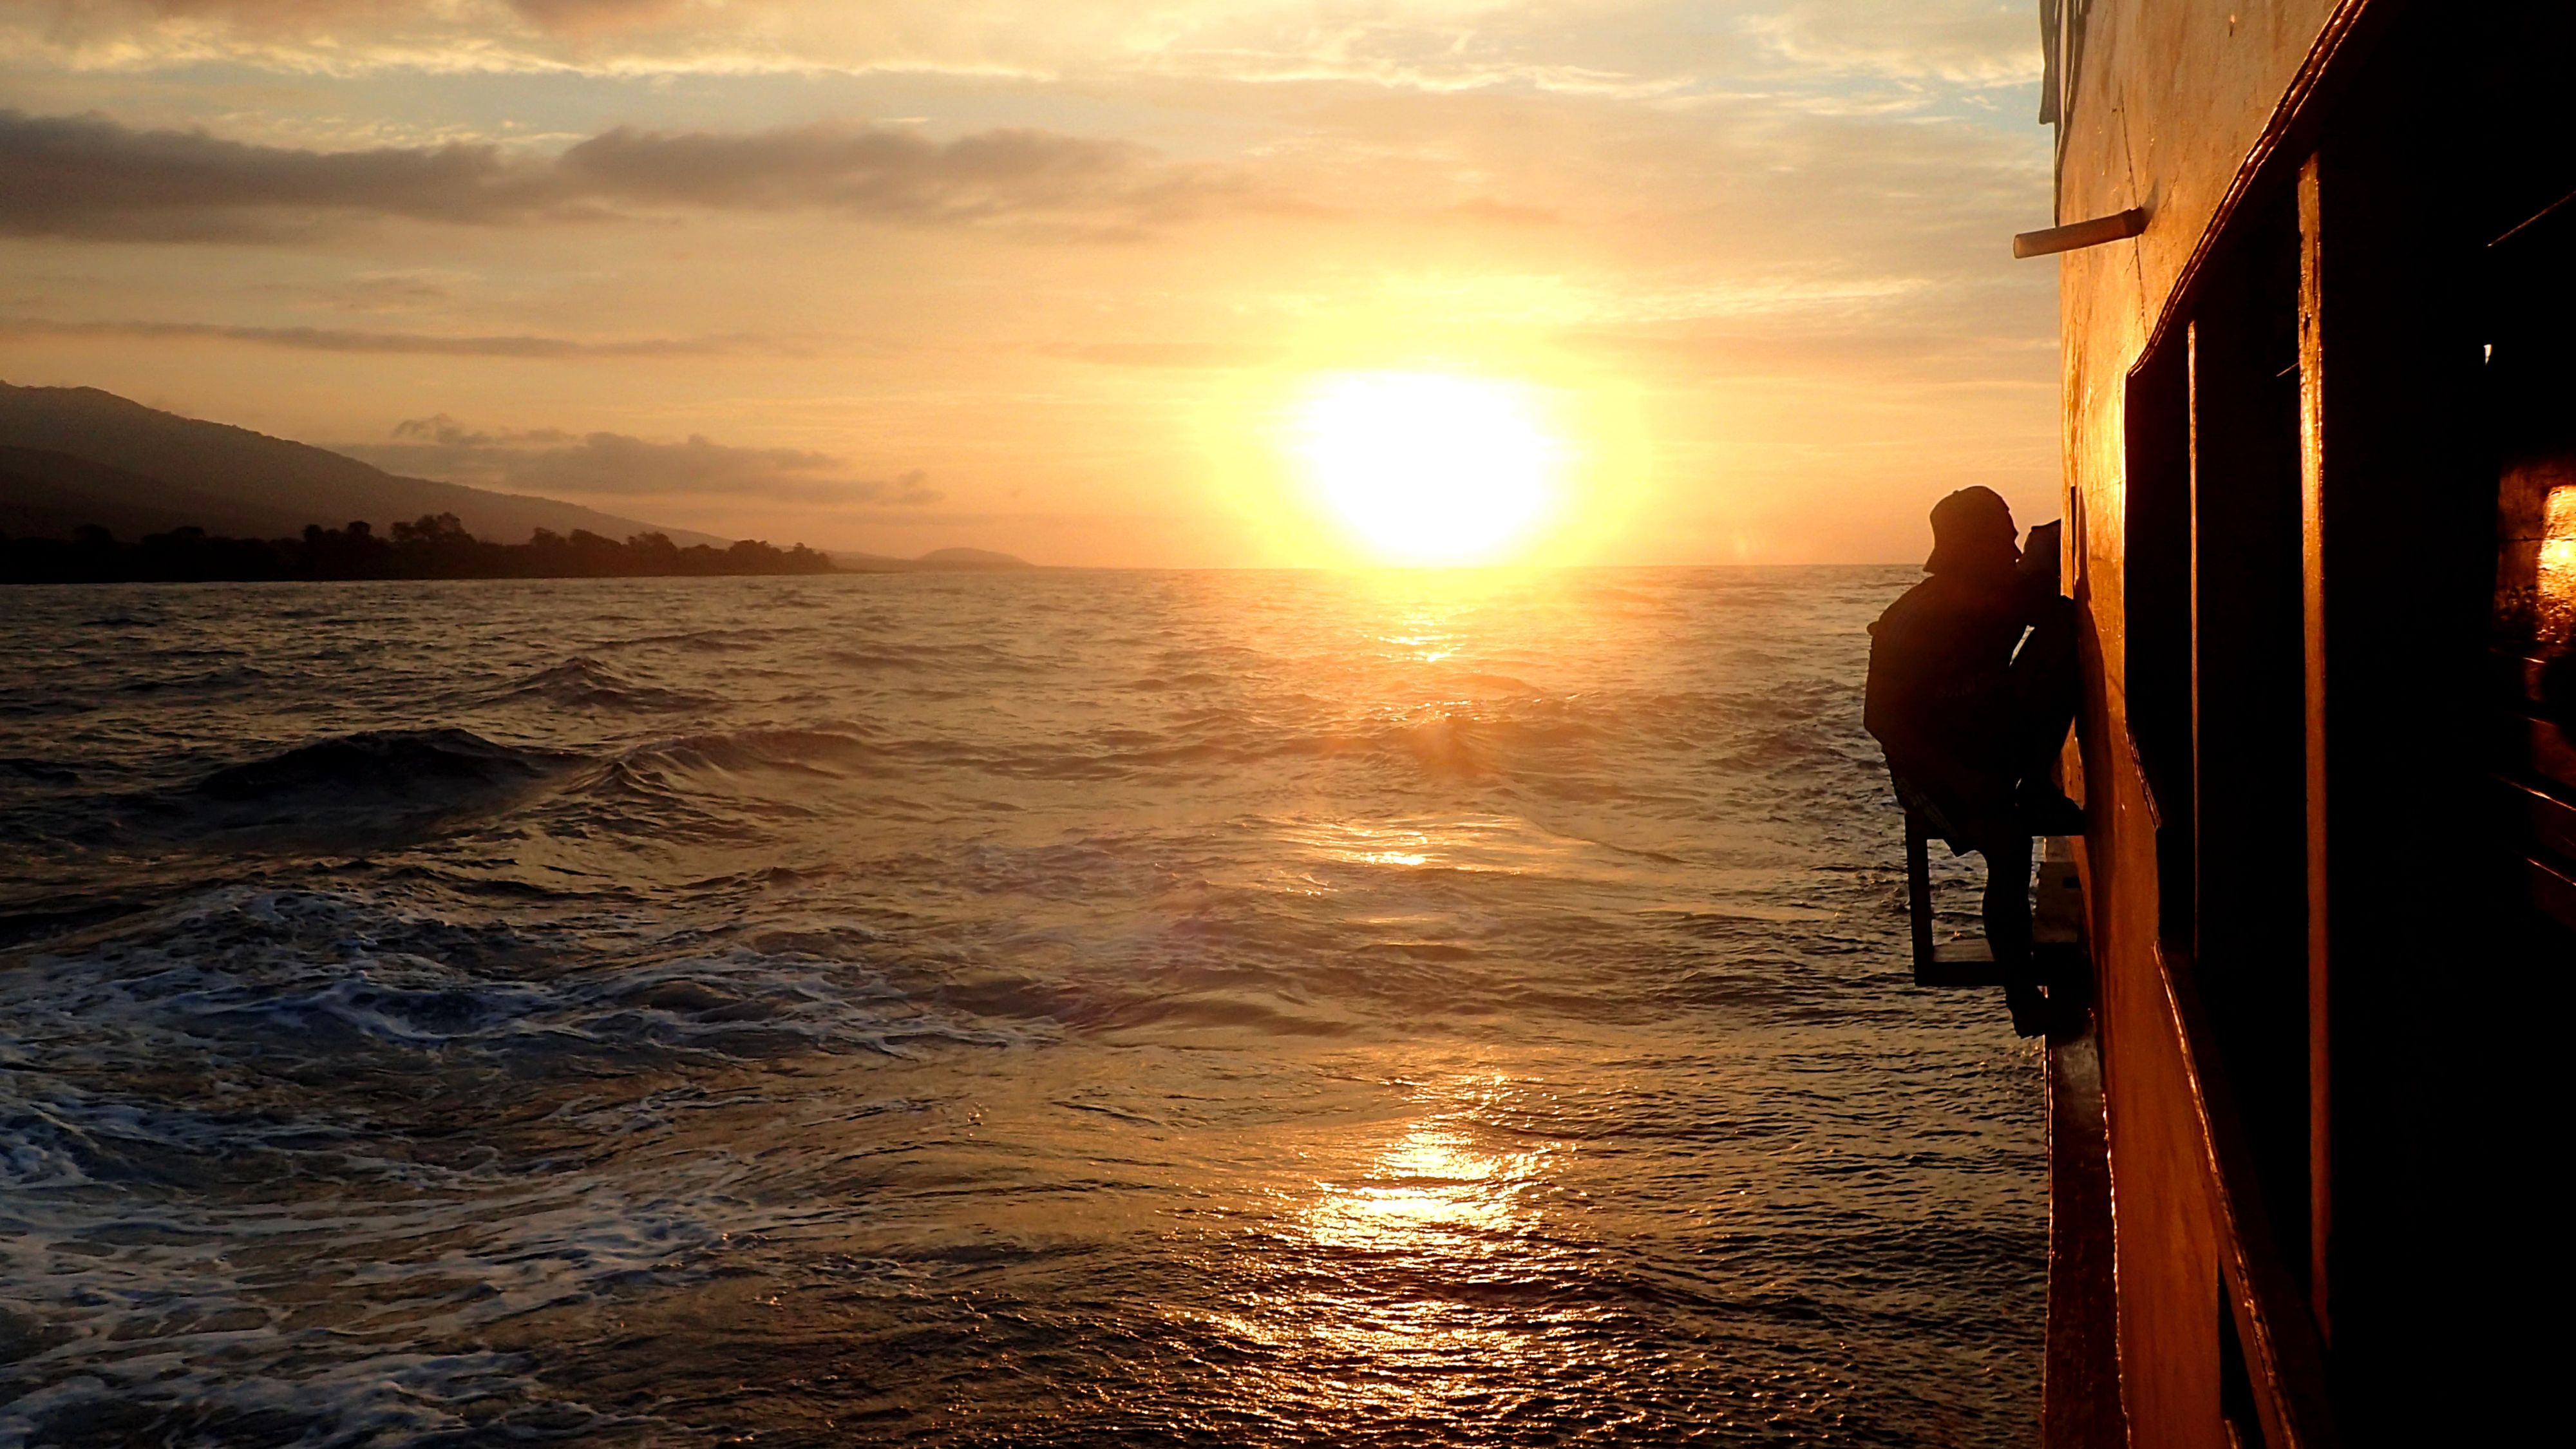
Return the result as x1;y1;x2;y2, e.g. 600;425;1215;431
2154;941;2340;1449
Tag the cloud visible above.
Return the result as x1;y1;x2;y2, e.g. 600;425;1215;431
0;109;558;240
29;0;684;41
323;270;461;312
555;122;1219;227
236;268;480;314
0;108;1251;242
346;415;943;504
0;1;2041;117
0;315;757;355
1041;340;1287;370
10;0;1693;87
500;0;681;33
1747;1;2042;88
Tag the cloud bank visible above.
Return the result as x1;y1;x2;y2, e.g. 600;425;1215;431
0;109;1240;242
346;415;943;504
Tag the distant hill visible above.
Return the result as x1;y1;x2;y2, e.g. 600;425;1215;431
0;381;727;547
831;546;1034;572
1;447;312;542
917;547;1031;567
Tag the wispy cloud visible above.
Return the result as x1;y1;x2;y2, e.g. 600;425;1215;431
554;122;1233;226
1041;340;1288;370
1745;1;2046;88
6;1;2043;100
0;314;757;355
345;415;943;503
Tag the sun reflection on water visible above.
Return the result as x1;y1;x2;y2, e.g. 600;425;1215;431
1191;1075;1593;1427
1305;1117;1539;1249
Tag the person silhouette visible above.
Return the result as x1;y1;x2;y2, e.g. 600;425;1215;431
1864;486;2081;1034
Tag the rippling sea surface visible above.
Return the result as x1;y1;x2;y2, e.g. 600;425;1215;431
0;568;2036;1447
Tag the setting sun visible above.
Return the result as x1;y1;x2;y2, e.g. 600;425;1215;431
1292;373;1564;564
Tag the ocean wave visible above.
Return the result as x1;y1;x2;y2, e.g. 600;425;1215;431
528;729;889;843
194;728;570;810
55;728;592;853
809;699;1638;788
0;881;1034;1448
824;640;1035;672
0;1346;617;1449
2;889;1028;1084
0;567;2044;1444
607;625;790;652
115;665;270;696
616;726;881;778
487;656;714;713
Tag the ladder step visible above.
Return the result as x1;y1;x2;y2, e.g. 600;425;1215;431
1913;938;2084;989
1901;808;2088;988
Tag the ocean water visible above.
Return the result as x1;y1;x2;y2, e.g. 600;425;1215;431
0;567;2038;1448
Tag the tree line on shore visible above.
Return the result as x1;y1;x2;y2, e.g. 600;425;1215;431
1;514;837;583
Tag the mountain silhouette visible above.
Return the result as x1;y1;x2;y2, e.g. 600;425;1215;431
0;380;728;547
831;545;1033;572
0;379;1034;569
1;446;311;541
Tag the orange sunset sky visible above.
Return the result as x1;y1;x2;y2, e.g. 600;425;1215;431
1;1;2060;566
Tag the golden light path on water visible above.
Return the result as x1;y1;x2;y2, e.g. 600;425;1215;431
1184;768;1631;1431
1188;1068;1592;1430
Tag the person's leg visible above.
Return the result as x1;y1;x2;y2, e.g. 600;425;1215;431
1978;830;2034;969
1978;830;2047;1037
2007;595;2082;825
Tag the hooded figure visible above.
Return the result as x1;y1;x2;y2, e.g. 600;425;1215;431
1864;486;2081;1032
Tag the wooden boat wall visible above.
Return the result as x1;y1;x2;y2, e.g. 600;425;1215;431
2031;3;2572;1446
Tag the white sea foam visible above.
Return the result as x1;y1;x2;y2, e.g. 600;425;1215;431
0;883;1030;1445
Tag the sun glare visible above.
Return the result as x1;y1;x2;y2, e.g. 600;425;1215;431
1293;372;1563;564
